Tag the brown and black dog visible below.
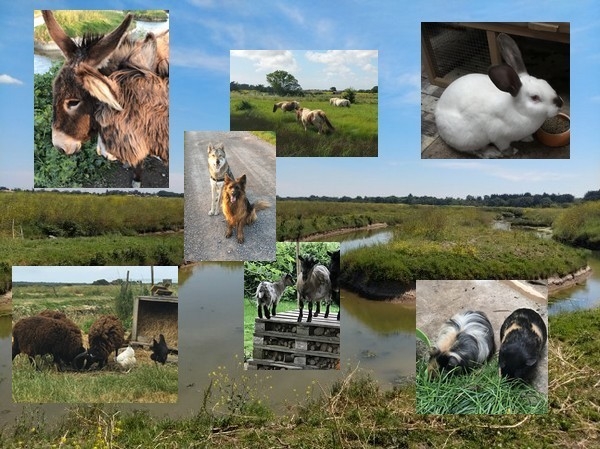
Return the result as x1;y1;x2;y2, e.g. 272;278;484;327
221;173;270;243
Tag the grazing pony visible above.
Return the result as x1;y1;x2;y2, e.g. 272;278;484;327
273;101;300;113
331;98;351;107
295;107;335;134
41;10;169;188
296;254;332;323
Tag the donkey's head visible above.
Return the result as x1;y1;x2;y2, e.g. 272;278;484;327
41;10;132;155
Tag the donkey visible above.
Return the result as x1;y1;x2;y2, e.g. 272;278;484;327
42;10;169;188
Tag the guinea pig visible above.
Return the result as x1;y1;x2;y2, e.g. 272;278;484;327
427;310;496;378
498;308;547;382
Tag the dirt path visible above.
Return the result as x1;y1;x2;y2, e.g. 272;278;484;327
417;280;548;394
184;131;276;262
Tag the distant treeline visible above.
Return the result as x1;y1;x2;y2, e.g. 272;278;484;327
230;81;378;95
278;190;600;208
0;187;183;198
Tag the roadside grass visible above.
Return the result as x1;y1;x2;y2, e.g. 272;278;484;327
416;358;547;414
230;93;377;157
3;309;599;448
2;233;183;266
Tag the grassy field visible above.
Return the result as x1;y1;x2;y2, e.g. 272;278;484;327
230;91;378;156
12;283;178;404
2;308;598;447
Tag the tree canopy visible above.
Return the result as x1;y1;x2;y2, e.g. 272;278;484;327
266;70;303;96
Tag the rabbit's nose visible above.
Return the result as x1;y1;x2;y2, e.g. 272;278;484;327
554;96;564;108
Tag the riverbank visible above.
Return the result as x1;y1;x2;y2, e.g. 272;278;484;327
548;265;593;294
0;291;11;316
1;308;598;447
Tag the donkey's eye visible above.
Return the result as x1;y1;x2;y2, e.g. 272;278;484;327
530;95;541;102
65;99;81;110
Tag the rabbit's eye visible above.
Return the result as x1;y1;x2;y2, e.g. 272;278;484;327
530;95;541;102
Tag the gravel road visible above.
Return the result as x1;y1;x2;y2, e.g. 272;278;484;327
184;131;276;262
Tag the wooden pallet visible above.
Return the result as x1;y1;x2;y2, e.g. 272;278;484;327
247;310;340;370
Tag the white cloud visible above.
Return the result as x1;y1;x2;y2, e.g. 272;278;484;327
231;50;298;72
0;74;23;85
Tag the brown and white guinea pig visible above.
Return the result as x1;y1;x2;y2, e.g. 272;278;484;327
498;308;547;382
427;310;496;378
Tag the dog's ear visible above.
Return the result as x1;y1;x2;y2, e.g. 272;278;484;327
207;143;213;153
224;173;232;183
238;174;247;186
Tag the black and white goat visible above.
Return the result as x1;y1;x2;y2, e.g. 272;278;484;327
255;273;294;319
296;255;332;323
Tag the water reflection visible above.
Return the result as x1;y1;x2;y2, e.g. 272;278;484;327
342;289;415;384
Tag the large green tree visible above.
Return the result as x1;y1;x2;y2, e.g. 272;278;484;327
266;70;303;96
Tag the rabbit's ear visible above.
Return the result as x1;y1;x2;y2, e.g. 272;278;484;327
497;33;528;75
488;64;522;97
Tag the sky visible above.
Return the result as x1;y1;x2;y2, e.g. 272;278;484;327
0;0;598;198
12;265;179;284
230;50;378;90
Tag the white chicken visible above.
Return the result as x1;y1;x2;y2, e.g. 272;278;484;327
115;345;136;371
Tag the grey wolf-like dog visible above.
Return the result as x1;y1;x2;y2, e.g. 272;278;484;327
207;142;234;216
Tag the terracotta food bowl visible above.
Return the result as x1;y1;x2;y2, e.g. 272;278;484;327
535;112;570;147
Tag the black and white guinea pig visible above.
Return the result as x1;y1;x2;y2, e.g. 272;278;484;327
498;308;547;382
427;310;496;378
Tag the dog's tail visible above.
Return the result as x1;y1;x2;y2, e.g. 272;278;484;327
254;200;271;211
246;201;271;225
319;111;335;131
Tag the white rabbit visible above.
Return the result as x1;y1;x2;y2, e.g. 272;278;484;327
435;33;563;158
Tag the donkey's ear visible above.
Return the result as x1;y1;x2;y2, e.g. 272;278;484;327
85;14;133;68
42;10;78;59
76;64;123;111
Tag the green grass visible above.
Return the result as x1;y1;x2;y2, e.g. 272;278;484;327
12;358;178;403
416;358;547;414
230;92;377;156
34;10;134;42
553;200;600;249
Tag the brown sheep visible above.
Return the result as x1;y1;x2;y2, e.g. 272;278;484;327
76;315;125;370
12;315;86;370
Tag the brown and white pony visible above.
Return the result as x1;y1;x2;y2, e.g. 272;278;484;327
273;101;300;113
295;107;335;134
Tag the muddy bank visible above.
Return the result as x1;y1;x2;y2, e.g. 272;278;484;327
300;223;388;242
548;265;592;294
342;273;415;303
0;291;11;316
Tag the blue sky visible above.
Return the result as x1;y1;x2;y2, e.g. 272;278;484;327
1;0;598;198
12;265;178;284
